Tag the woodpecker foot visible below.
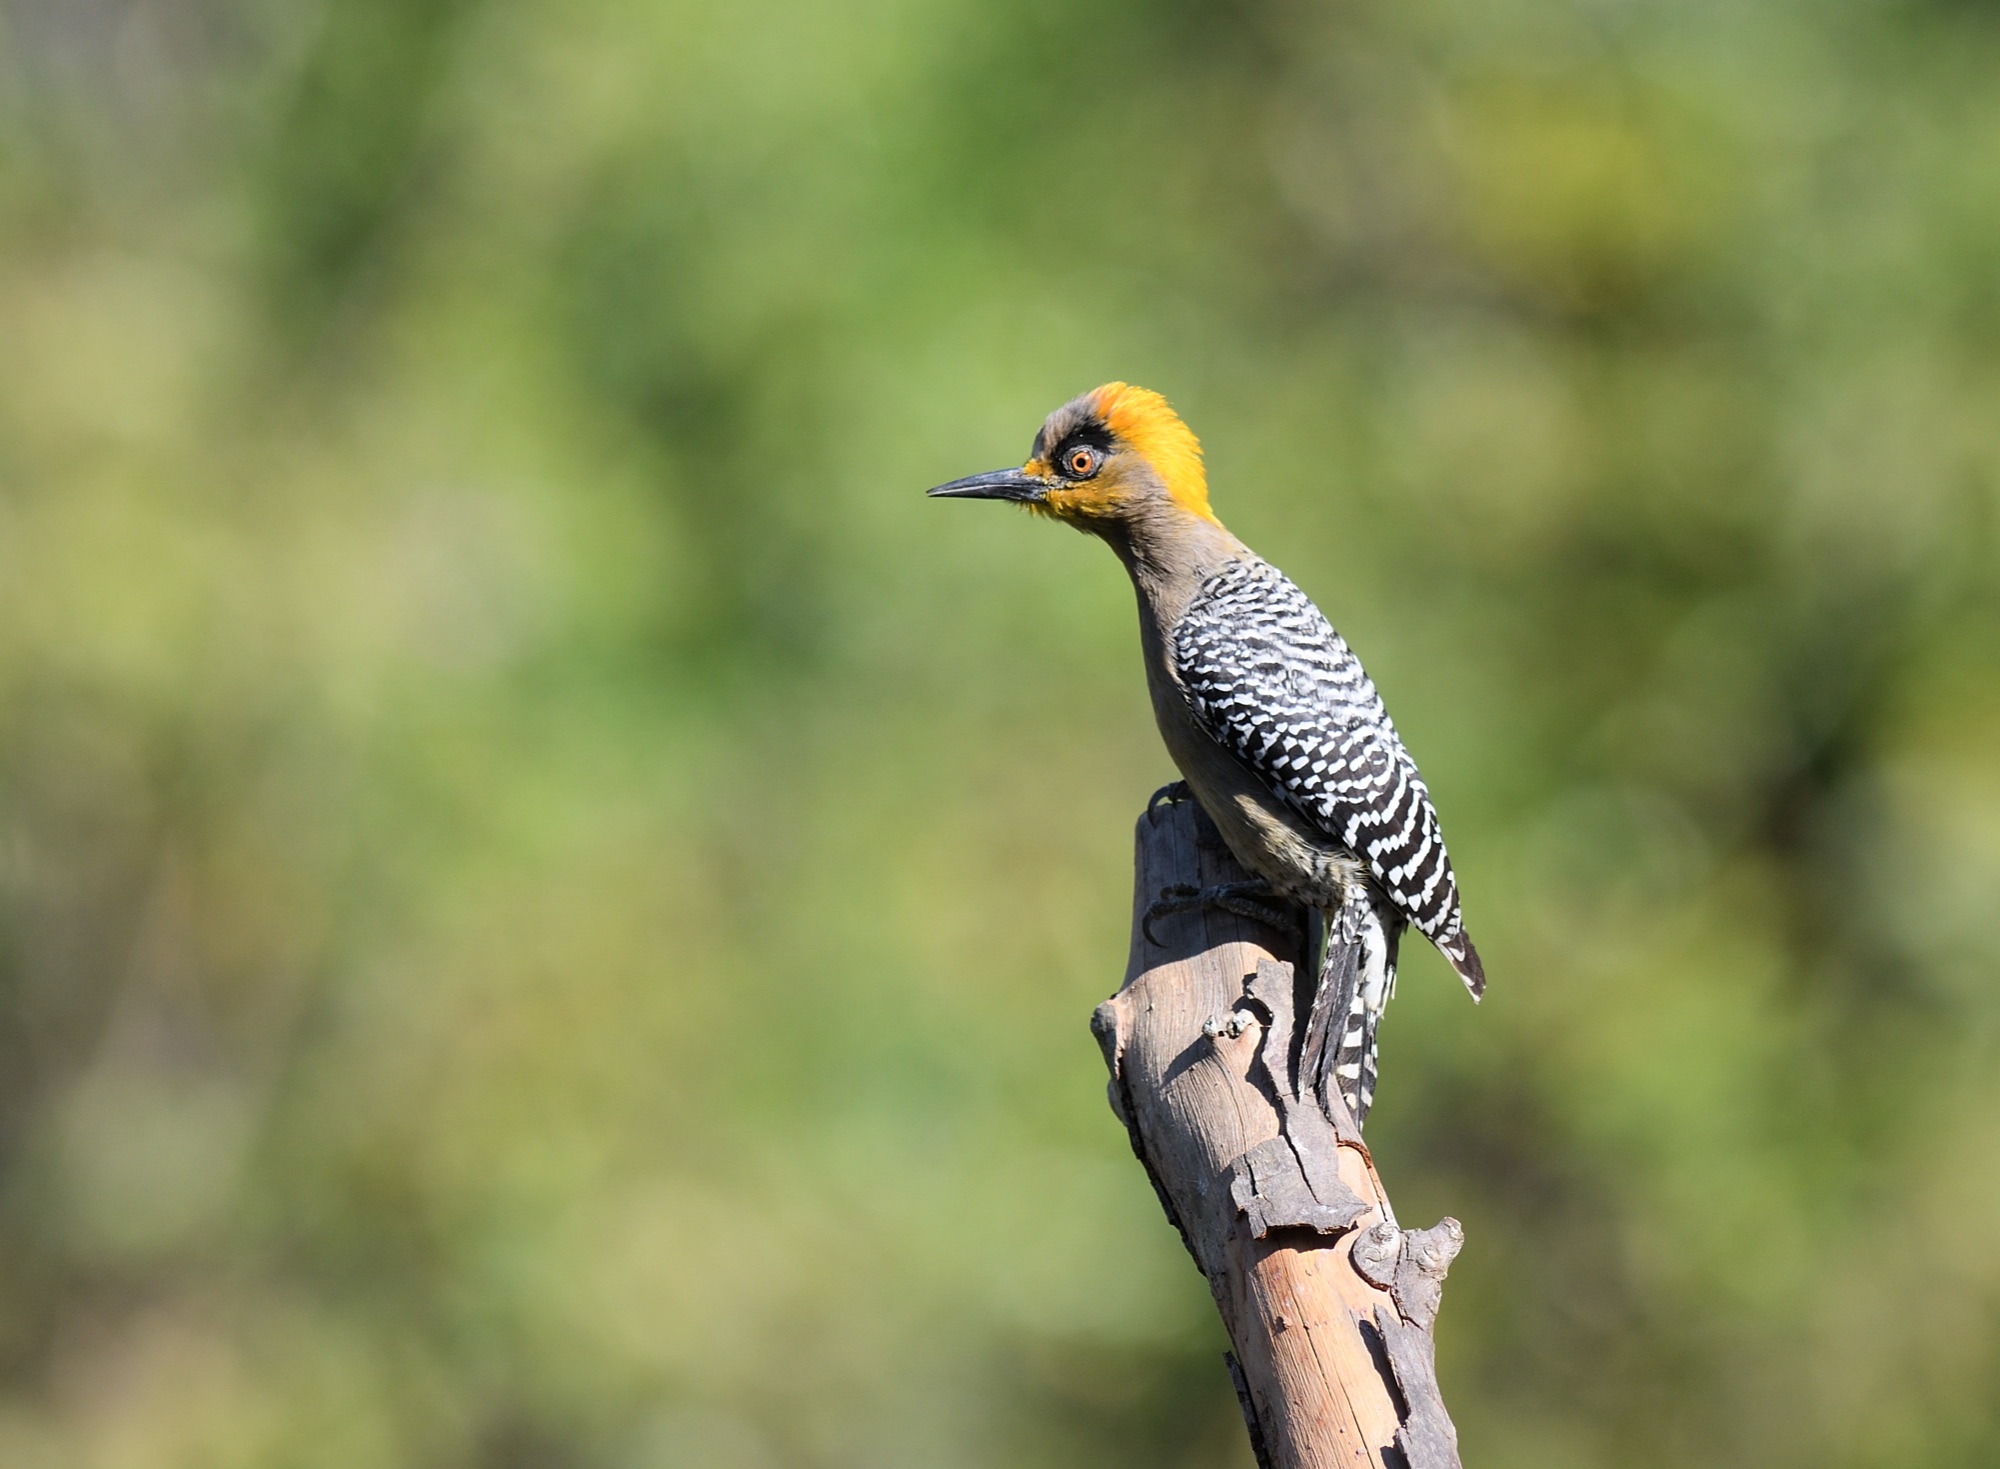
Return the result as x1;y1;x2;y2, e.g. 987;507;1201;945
1146;780;1192;826
1144;880;1304;947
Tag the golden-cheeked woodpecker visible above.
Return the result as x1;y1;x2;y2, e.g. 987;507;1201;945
930;383;1483;1124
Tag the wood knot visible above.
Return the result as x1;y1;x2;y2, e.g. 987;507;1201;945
1352;1222;1403;1291
1203;1008;1257;1041
1350;1218;1464;1330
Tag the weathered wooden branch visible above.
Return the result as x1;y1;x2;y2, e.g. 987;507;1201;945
1092;799;1463;1469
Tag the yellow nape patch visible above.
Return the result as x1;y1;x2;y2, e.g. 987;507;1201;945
1092;382;1215;523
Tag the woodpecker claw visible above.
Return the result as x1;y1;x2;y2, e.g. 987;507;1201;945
1146;781;1192;826
1142;884;1199;946
1143;880;1305;948
1212;895;1308;938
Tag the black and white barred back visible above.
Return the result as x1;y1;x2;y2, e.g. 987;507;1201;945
1172;556;1484;1120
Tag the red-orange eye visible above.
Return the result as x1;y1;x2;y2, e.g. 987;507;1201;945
1067;447;1098;477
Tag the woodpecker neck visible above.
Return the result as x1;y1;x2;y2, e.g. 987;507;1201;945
1098;499;1250;615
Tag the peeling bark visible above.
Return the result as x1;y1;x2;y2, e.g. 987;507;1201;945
1093;800;1464;1469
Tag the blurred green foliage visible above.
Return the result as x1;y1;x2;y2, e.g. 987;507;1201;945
2;0;1999;1464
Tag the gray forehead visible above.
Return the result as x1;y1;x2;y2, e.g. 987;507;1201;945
1031;391;1106;461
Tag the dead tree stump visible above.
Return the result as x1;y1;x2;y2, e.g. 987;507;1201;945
1092;798;1464;1469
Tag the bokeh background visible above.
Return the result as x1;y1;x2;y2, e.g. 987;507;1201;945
3;0;1999;1464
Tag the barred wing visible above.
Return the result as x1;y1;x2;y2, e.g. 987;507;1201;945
1172;557;1483;995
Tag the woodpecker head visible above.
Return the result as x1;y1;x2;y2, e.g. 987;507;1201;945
927;383;1218;530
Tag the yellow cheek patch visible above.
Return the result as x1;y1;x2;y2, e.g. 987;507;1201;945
1038;481;1123;518
1091;382;1215;523
1019;458;1072;521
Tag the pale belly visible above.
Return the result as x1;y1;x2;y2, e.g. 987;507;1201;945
1151;685;1363;911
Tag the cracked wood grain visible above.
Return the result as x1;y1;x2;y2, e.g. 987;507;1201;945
1092;798;1464;1469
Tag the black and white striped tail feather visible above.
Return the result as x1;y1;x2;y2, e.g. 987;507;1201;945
1437;927;1485;1001
1303;889;1402;1127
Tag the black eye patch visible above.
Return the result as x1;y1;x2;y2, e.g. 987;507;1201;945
1052;426;1114;471
1032;416;1115;465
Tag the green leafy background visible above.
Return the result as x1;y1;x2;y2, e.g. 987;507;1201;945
2;0;1998;1464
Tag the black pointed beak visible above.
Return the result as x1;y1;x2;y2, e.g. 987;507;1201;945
926;468;1050;502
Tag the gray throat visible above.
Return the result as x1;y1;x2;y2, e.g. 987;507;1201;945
1096;503;1252;635
1091;505;1257;792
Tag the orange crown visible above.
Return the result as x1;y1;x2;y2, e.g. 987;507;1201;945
1092;382;1215;523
